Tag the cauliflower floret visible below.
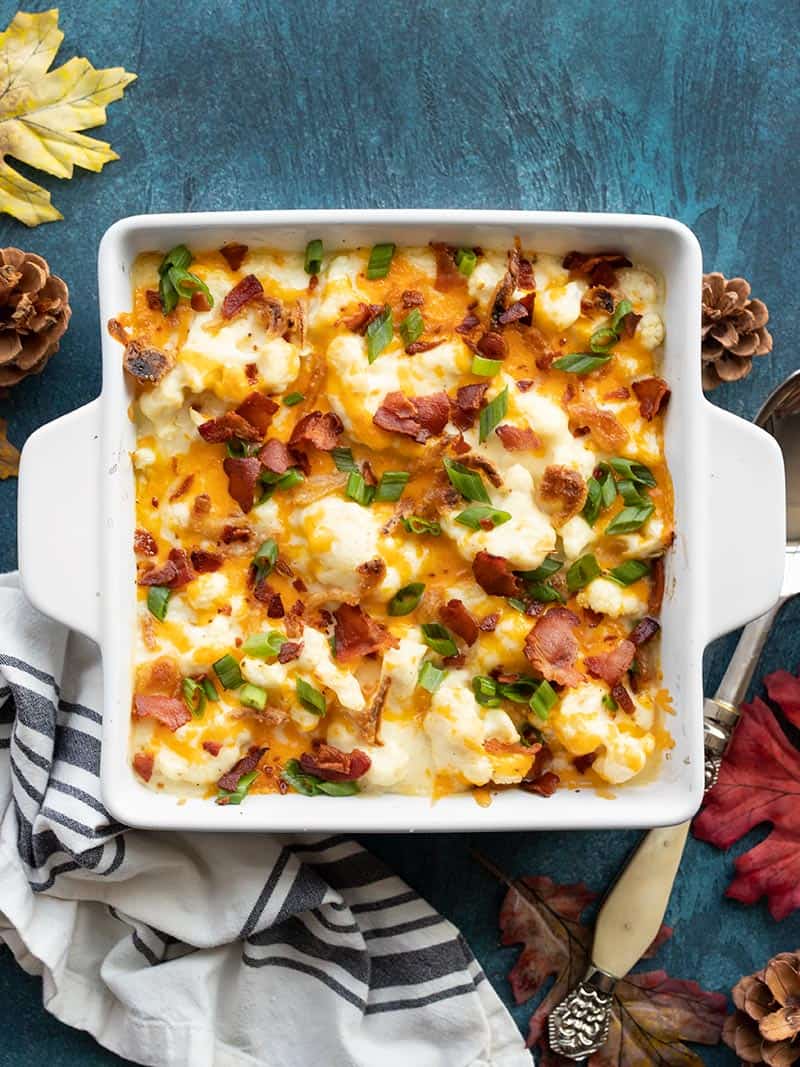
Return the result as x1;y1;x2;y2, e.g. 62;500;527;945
402;247;437;277
576;576;647;619
616;268;660;313
620;516;670;559
636;312;665;350
467;251;508;307
593;730;655;785
560;515;597;560
327;717;434;794
133;446;156;470
289;496;381;592
379;632;429;711
532;252;568;290
185;571;229;612
535;280;587;331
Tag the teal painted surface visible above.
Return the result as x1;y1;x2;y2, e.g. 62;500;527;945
0;0;799;1062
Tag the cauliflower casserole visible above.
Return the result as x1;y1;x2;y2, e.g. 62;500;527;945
112;239;674;805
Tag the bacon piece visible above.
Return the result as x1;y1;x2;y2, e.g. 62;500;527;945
524;607;582;687
169;474;194;502
217;745;266;791
133;752;154;781
357;558;386;592
203;740;223;756
277;641;303;664
431;243;464;292
284;599;304;637
221;274;264;319
221;524;250;544
223;456;262;512
476;331;508;360
254;581;285;618
630;616;661;647
440;599;479;646
199;411;263;444
489;250;519;327
632;377;671;421
498;300;531;325
620;311;642;338
133;694;190;732
479;612;499;633
193;493;212;517
496;424;542;451
573;752;597;774
236;392;279;434
517;256;536;290
562;251;632;286
567;401;629;451
138;548;194;589
402;290;424;308
456;311;480;335
473;551;522;598
258;438;292;474
123;340;171;384
299;743;371;782
405;339;443;355
538;464;587;524
586;639;637;687
452;382;488;430
190;549;223;573
462;453;503;487
134;528;157;556
289;410;344;452
485;737;537;757
516;379;534;392
373;390;449;443
333;604;398;662
341;302;385;334
611;683;636;714
521;770;560;797
145;290;161;311
647;556;666;616
191;291;212;312
581;286;616;316
414;391;450;436
220;243;249;271
604;386;631;401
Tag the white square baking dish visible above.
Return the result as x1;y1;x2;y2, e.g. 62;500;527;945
17;209;785;832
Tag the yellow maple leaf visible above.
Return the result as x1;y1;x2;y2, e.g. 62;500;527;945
0;8;136;226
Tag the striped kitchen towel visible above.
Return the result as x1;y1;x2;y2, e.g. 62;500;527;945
0;574;531;1067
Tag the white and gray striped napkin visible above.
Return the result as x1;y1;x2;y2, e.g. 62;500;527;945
0;574;532;1067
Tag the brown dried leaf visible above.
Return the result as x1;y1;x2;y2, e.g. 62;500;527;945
0;418;20;478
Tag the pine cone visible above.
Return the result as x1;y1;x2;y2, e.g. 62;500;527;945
724;950;800;1065
0;247;71;388
702;271;772;390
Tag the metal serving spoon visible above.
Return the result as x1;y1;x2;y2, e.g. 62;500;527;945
548;370;800;1061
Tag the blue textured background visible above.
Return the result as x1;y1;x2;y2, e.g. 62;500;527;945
1;1;799;1063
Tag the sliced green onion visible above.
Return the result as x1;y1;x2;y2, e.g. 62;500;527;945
566;554;602;593
516;557;563;582
242;630;286;660
346;470;375;506
471;354;504;377
201;677;219;702
420;622;458;658
598;465;618;509
169;267;213;309
374;471;410;503
257;468;304;503
617;478;650;506
605;502;655;535
181;678;207;719
552;353;612;374
296;677;326;716
418;661;447;693
239;683;268;712
582;477;602;526
530;680;558;721
253;538;278;580
498;676;541;703
473;676;502;707
608;559;651;585
216;768;259;806
443;458;490;503
366;305;393;362
388;582;425;616
366;243;395;280
317;779;360;796
402;516;442;536
526;581;565;604
610;298;634;332
455;504;511;530
281;759;359;797
283;392;304;406
304;239;323;275
331;446;359;473
213;654;243;690
399;308;424;347
146;585;171;621
508;597;530;614
608;458;656;487
159;245;192;275
479;385;508;443
455;248;477;276
227;439;261;458
589;325;619;353
602;693;619;711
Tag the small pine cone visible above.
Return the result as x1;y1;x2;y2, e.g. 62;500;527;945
0;248;71;388
723;950;800;1066
702;271;772;390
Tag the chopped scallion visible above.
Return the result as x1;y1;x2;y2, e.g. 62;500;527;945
617;478;650;506
605;502;655;535
470;354;503;377
331;446;359;473
582;477;602;526
281;759;359;797
530;680;558;721
366;243;396;280
420;622;458;658
253;538;278;580
455;248;477;276
304;239;323;275
146;585;171;621
418;661;447;693
366;305;393;362
181;677;207;719
443;458;490;503
283;392;304;406
589;325;619;353
598;464;618;509
239;683;268;712
158;245;213;315
374;470;410;503
479;385;508;443
608;559;651;585
213;653;243;690
399;308;424;347
608;457;656;487
242;631;286;660
402;516;442;536
516;557;563;582
216;768;260;806
526;581;565;604
552;353;612;374
602;693;619;711
388;582;425;616
296;677;326;716
472;676;502;707
201;677;219;702
346;470;375;506
566;554;601;593
257;468;304;503
455;504;511;529
610;298;634;333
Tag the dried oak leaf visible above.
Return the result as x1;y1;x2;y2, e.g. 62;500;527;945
0;418;20;478
496;867;725;1065
693;681;800;920
0;9;136;226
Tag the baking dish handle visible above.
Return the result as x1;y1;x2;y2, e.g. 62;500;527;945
705;403;785;642
18;399;101;644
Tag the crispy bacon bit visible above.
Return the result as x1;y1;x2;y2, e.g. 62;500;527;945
236;392;279;434
191;290;211;313
221;274;264;319
620;311;642;338
198;411;263;444
133;695;190;732
489;249;519;326
281;600;303;637
580;286;616;316
484;737;536;757
133;752;154;781
524;607;582;687
476;331;508;361
373;390;450;443
567;401;629;451
402;289;424;308
632;377;671;421
357;558;386;592
341;302;385;334
604;386;631;400
440;599;479;646
259;438;292;474
452;382;488;430
333;603;398;663
362;461;378;487
516;379;534;392
169;474;194;502
498;300;530;326
299;743;371;782
289;410;344;452
123;340;171;384
479;612;499;633
462;453;503;487
455;311;481;335
193;493;212;516
277;641;303;663
521;770;560;797
585;639;637;687
275;558;294;578
220;243;249;271
573;752;597;774
647;556;666;616
138;548;194;589
518;256;536;290
254;581;284;618
145;290;161;311
190;549;223;573
134;528;157;556
630;616;661;647
221;525;250;544
223;456;261;512
538;464;587;524
202;740;222;757
612;683;636;714
405;339;442;355
107;318;130;345
217;745;266;791
473;551;522;598
562;251;632;286
496;424;542;451
431;243;464;292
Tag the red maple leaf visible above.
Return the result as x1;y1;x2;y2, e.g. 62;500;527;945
693;673;800;921
495;867;726;1066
